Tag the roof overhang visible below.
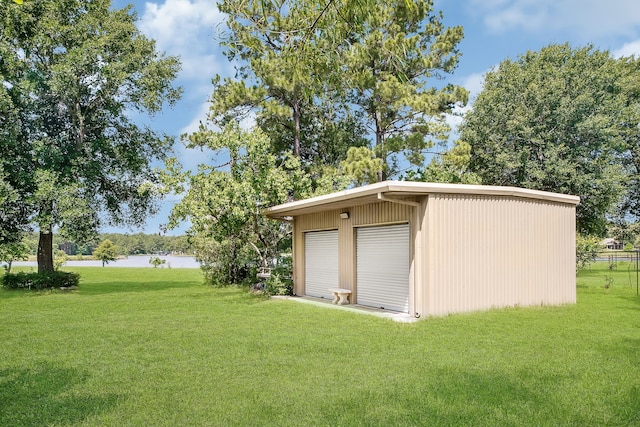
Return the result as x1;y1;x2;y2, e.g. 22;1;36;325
263;181;581;219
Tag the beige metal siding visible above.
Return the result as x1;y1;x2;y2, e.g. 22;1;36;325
291;201;414;298
422;194;576;316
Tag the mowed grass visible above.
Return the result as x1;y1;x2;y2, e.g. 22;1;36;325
1;264;639;426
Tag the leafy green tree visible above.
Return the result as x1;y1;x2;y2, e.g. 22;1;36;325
0;0;181;273
53;249;69;271
93;239;118;267
615;56;640;221
0;170;29;247
0;239;29;274
148;256;166;268
460;44;626;235
405;140;480;184
576;234;603;271
339;0;468;181
170;123;313;285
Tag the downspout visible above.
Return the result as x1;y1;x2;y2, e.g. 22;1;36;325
377;193;422;318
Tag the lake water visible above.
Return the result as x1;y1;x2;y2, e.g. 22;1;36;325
9;255;200;269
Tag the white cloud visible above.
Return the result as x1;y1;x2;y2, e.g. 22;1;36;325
614;40;640;58
443;68;492;136
471;0;640;39
461;71;486;102
137;0;231;175
179;99;212;135
483;2;546;33
139;0;225;80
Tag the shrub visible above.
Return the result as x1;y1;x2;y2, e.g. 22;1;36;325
576;234;603;270
1;271;80;290
54;249;69;271
266;273;293;296
266;255;293;295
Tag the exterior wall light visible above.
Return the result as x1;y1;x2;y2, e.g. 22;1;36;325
340;212;350;219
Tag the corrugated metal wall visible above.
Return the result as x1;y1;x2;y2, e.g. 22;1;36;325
422;194;576;316
291;193;576;317
292;202;413;297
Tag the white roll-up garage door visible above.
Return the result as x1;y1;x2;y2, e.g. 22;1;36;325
304;230;339;299
356;224;410;312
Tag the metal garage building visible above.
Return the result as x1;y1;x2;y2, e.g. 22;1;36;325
264;181;580;318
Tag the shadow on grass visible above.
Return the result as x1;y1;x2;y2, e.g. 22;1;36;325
0;363;123;426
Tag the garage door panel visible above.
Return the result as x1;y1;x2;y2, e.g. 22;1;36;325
356;224;409;312
304;230;338;299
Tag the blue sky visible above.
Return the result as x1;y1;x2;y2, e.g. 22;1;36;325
107;0;640;235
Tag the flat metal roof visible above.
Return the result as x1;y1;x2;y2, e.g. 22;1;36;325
263;181;580;218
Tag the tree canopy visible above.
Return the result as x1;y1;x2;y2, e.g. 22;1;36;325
170;122;313;285
0;0;181;272
211;0;466;183
460;44;628;235
93;239;118;267
338;0;468;181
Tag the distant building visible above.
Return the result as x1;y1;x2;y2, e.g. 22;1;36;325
602;238;623;250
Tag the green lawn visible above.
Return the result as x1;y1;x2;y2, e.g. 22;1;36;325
1;264;639;426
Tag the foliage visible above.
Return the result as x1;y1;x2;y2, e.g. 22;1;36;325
1;271;79;290
170;123;314;286
460;44;627;235
265;273;292;296
213;0;466;182
340;146;384;186
338;0;468;181
148;256;166;268
213;0;368;165
614;56;640;220
265;253;293;295
93;240;119;267
16;232;193;257
576;234;603;271
405;140;481;184
0;169;30;247
54;249;68;271
1;266;639;425
0;239;29;274
0;0;181;272
607;219;640;248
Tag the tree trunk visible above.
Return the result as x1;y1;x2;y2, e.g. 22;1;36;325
375;110;385;182
37;228;54;274
292;101;301;158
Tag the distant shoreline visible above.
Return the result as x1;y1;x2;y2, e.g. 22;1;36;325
7;255;200;269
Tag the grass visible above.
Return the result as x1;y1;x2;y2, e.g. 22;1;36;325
1;264;639;426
